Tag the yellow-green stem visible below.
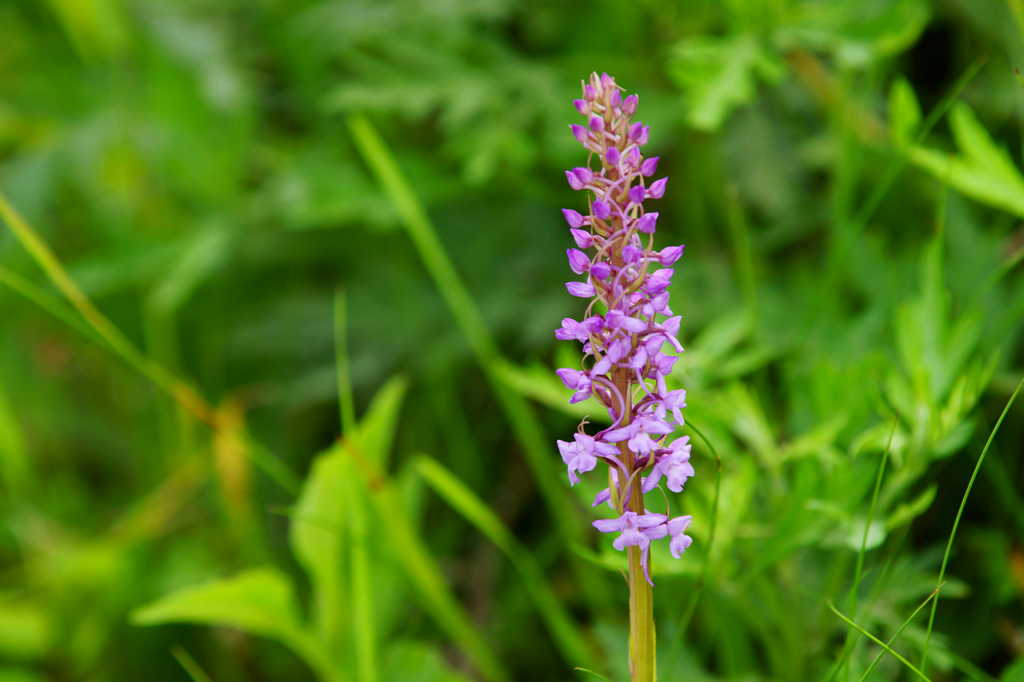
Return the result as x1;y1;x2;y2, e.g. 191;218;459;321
627;499;656;682
614;367;656;682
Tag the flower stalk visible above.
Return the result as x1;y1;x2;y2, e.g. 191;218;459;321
554;73;694;682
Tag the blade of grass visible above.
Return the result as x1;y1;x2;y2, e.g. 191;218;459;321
859;586;941;681
675;419;723;634
335;292;357;435
0;265;107;345
0;192;213;424
828;421;896;680
344;115;581;553
334;291;377;682
919;376;1024;672
413;454;596;670
171;645;215;682
827;602;931;681
337;438;511;682
828;57;987;280
0;193;301;495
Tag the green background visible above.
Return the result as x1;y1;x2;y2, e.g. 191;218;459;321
1;1;1023;680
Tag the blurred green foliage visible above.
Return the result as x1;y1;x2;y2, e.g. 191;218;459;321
2;0;1024;680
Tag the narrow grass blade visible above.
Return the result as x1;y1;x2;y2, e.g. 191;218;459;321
829;421;896;680
334;291;357;435
859;586;940;681
827;602;931;681
338;439;511;682
829;57;986;278
0;266;106;346
171;645;214;682
674;419;723;636
0;191;213;424
919;376;1024;671
334;290;377;682
0;192;302;495
345;115;580;550
413;455;595;669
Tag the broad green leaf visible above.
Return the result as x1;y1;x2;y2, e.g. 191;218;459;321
289;375;406;647
333;443;510;682
886;485;937;530
133;568;303;638
668;35;784;131
778;0;929;66
132;569;332;679
889;78;921;145
907;103;1024;218
290;449;348;643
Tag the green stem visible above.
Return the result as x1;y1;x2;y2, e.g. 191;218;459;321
627;525;656;682
614;367;655;682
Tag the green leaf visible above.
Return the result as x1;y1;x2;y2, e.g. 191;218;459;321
886;485;937;530
889;77;922;145
354;375;408;466
333;442;510;682
133;568;303;638
779;0;929;67
290;449;348;643
907;103;1024;218
668;34;784;131
132;569;332;680
290;375;406;648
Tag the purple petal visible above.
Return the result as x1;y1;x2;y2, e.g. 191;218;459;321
565;281;595;298
640;156;660;177
569;228;593;248
566;248;590;275
570;124;587;143
589;115;604;132
590;261;612;280
593;518;625;533
628;184;646;205
659;244;684;265
622;94;638;116
605;147;620;166
648;177;668;199
565;170;584;191
592;200;611;220
562;208;586;228
573;99;587;114
635;212;659;234
555;368;584;389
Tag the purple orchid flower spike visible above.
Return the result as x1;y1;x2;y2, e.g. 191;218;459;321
552;76;695;667
554;74;695;678
552;73;696;679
